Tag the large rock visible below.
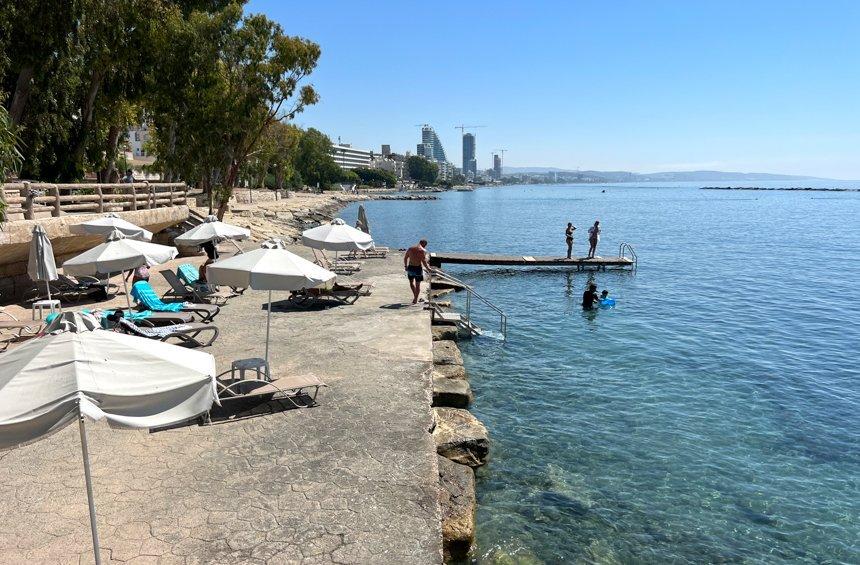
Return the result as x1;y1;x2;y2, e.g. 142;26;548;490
432;326;459;342
432;364;467;381
433;377;473;408
433;340;463;366
432;408;489;467
438;456;476;562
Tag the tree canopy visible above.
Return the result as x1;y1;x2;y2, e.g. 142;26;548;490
406;156;438;185
353;166;397;188
1;1;323;217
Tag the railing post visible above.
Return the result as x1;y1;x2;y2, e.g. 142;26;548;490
20;182;32;220
168;184;174;206
130;183;137;211
148;181;155;209
96;185;104;212
51;184;61;217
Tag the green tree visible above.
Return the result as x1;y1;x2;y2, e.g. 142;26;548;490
293;128;340;189
406;156;438;185
353;166;396;188
0;102;22;220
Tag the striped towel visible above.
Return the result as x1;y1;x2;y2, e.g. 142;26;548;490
131;281;185;312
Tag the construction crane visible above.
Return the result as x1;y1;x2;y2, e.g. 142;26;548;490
454;124;486;135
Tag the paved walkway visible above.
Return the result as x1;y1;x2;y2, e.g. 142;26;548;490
0;252;442;564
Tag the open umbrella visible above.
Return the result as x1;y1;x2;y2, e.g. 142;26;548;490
0;329;217;565
206;244;335;365
302;218;374;253
70;213;153;241
28;225;58;303
62;229;178;309
173;215;250;253
356;204;370;234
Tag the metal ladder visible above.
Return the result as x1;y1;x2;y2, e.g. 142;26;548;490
429;268;508;340
618;242;638;271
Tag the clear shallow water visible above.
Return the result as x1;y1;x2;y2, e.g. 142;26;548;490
342;182;860;563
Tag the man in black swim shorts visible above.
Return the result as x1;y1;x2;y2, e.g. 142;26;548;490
404;239;430;304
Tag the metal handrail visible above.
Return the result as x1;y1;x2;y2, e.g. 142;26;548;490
618;242;638;270
429;267;507;339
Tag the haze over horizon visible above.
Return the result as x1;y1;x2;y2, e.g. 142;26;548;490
250;0;860;180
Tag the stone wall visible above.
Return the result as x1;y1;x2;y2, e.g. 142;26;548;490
0;206;189;301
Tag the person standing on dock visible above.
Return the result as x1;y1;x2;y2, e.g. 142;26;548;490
404;239;430;305
565;222;576;258
587;220;601;259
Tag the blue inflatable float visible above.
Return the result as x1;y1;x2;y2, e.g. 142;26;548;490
600;298;616;308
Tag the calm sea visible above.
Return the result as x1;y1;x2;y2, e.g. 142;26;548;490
342;182;860;563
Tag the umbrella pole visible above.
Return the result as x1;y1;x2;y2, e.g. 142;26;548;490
122;273;132;310
265;290;272;368
45;280;52;305
78;415;102;565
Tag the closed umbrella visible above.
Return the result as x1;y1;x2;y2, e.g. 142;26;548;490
356;204;370;234
173;215;250;253
27;225;58;303
207;244;335;365
70;213;153;241
302;218;374;253
63;229;178;309
43;311;101;333
0;329;217;564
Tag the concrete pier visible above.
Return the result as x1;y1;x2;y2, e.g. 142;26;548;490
0;251;443;564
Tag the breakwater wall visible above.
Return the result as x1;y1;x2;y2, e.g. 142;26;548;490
701;186;859;192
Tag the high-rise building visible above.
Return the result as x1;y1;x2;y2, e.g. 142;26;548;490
420;125;448;162
381;144;391;157
462;133;477;179
493;154;502;180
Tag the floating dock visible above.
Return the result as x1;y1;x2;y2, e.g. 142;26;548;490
429;249;636;271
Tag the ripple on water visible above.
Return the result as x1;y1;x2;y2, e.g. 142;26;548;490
341;185;860;563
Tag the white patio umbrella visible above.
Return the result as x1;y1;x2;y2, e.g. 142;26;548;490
0;329;217;565
302;218;374;253
28;225;58;303
70;213;153;241
173;215;250;253
207;245;335;365
62;229;178;309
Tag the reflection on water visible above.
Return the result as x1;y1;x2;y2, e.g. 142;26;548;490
341;183;860;563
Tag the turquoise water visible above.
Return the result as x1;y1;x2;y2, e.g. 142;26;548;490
342;183;860;563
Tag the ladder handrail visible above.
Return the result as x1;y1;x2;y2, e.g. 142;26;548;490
429;267;507;340
618;242;638;270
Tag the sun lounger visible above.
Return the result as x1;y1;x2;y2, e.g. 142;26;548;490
177;263;245;296
346;245;389;259
160;269;230;306
131;280;220;322
0;320;43;349
100;309;194;327
287;282;371;307
211;372;327;418
311;249;362;274
23;274;117;303
115;318;219;347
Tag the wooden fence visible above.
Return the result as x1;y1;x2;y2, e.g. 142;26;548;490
1;182;187;220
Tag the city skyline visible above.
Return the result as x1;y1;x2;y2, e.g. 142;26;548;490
250;0;860;179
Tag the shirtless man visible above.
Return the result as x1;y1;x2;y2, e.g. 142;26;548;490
404;239;430;304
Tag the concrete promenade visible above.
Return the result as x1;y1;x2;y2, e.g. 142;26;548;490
0;251;443;564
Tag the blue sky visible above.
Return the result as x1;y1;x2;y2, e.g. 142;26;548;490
249;0;860;178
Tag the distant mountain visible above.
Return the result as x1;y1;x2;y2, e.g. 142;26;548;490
501;168;832;182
